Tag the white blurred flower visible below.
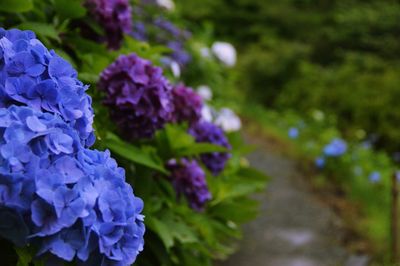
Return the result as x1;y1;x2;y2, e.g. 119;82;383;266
211;41;237;67
156;0;175;10
170;61;180;78
312;109;325;122
200;47;211;58
197;85;212;101
215;108;242;132
201;105;213;122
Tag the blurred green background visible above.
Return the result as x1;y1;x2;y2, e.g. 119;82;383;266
178;0;400;152
177;0;400;262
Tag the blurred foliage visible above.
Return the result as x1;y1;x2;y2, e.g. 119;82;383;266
177;0;400;261
177;0;400;152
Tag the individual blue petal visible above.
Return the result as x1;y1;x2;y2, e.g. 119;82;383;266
46;131;74;154
26;115;47;132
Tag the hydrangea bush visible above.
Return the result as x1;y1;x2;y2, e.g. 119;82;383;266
0;28;145;265
0;2;267;266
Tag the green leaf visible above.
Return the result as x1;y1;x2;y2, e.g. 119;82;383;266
54;0;86;19
156;124;227;158
146;212;198;250
104;132;168;174
237;167;269;182
146;217;175;249
18;22;60;42
15;247;32;266
0;0;33;12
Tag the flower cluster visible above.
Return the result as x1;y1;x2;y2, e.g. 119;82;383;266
323;138;347;157
99;53;174;140
214;108;242;132
171;84;203;125
0;105;145;265
0;28;95;146
85;0;133;49
211;42;237;67
189;121;231;176
167;159;211;211
131;4;191;67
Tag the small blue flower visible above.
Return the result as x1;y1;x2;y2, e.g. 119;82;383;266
369;171;381;183
288;127;299;139
315;157;325;169
323;138;347;157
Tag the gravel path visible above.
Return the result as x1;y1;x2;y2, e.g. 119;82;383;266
219;137;369;266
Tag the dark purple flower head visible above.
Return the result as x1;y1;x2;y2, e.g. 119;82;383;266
85;0;133;50
98;53;174;140
167;158;211;211
189;121;231;176
171;84;203;125
0;105;145;265
0;28;95;147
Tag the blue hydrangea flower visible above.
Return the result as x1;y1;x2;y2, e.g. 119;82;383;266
0;28;95;147
167;158;211;211
368;171;381;183
323;138;347;157
315;157;325;169
189;121;231;176
288;127;299;139
0;105;144;265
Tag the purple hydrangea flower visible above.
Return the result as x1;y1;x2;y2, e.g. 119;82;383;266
132;21;147;41
323;138;347;157
167;158;211;211
0;28;95;147
189;121;231;176
85;0;133;50
171;84;203;125
131;5;192;66
98;53;174;140
166;40;191;67
0;105;144;265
